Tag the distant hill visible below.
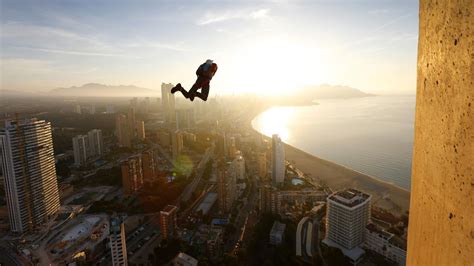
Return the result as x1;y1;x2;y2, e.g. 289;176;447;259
50;83;160;97
298;84;375;99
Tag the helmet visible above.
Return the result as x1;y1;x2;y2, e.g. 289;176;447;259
205;59;213;64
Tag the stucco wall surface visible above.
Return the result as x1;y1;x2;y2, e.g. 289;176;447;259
407;0;473;265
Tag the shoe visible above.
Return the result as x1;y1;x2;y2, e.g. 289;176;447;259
171;83;181;94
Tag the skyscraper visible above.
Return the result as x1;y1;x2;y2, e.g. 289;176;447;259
72;135;88;166
323;188;371;264
160;205;178;240
176;108;195;130
257;152;267;180
161;83;176;124
127;107;136;139
271;134;285;184
171;130;183;160
136;120;145;140
142;150;156;182
0;119;60;233
109;216;128;266
87;129;103;157
218;169;237;213
116;114;132;148
121;155;143;196
233;154;246;180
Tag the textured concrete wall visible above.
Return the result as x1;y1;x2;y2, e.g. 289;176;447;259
407;0;473;265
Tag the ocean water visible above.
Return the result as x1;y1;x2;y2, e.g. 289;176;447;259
252;96;415;190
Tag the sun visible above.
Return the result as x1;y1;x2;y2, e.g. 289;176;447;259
252;107;294;142
224;38;324;95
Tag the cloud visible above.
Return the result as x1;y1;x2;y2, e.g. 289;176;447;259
197;8;270;25
368;9;390;15
13;46;140;58
124;41;190;52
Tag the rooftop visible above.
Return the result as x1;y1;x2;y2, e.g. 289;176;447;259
366;223;393;239
328;188;370;208
195;192;218;215
162;205;178;213
270;221;286;235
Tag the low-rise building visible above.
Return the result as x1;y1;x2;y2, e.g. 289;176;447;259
207;226;223;258
173;252;198;266
364;223;407;265
269;221;286;245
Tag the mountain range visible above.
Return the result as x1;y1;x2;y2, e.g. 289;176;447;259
298;84;375;99
50;83;160;97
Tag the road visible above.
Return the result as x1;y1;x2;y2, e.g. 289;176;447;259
0;245;27;266
227;177;259;254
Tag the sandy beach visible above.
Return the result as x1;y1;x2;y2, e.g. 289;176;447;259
250;114;411;215
282;143;411;214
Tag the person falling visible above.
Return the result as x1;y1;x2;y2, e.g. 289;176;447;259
171;59;218;101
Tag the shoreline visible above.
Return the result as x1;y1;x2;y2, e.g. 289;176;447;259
249;107;411;215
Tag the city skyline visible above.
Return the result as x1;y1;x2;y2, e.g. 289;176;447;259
1;0;418;95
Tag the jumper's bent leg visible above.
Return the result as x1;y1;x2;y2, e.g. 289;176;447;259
171;84;191;98
193;83;210;101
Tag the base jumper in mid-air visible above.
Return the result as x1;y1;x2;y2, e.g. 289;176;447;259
171;59;218;101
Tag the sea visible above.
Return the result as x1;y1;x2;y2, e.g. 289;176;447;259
251;95;415;190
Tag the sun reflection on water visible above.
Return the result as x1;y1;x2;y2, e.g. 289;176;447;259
254;108;293;142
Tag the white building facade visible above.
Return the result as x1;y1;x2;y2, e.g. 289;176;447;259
271;134;285;184
0;119;61;233
364;223;407;265
323;188;371;264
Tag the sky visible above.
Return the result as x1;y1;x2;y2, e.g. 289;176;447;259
1;0;419;96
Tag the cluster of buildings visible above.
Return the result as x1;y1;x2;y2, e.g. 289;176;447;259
72;129;104;166
259;185;327;215
121;149;158;195
320;188;406;265
73;104;96;115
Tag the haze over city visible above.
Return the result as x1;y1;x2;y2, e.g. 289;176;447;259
0;1;472;266
2;0;418;95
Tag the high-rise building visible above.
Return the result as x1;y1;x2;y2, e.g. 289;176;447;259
323;188;371;264
257;152;267;180
160;205;177;240
74;105;82;114
127;107;136;138
0;119;60;233
232;155;245;180
136;120;145;140
161;83;176;124
121;155;143;195
218;169;237;213
227;136;237;158
116;114;132;148
259;184;277;214
87;129;103;157
171;130;183;160
109;216;128;266
142;150;156;182
157;131;171;148
176;108;195;130
72;135;88;166
271;134;285;184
